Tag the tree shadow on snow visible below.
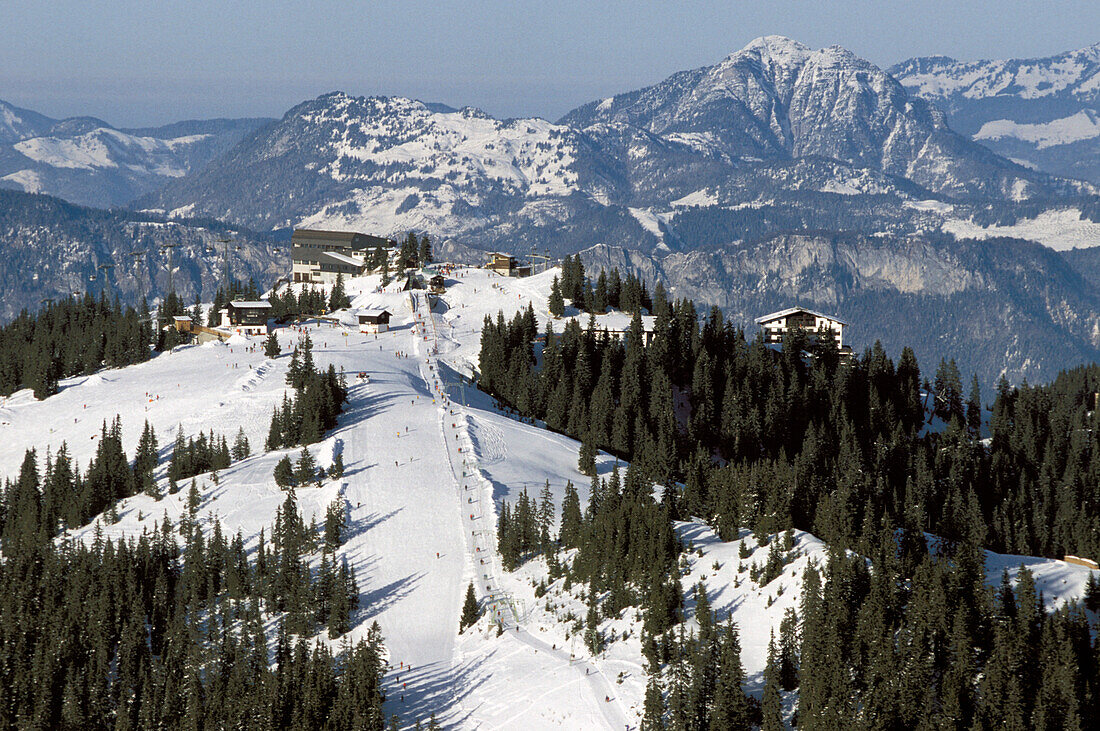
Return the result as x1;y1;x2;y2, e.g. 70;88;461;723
348;507;403;537
383;652;494;726
357;571;425;621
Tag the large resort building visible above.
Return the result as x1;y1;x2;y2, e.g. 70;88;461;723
486;252;531;278
756;307;850;353
291;229;395;285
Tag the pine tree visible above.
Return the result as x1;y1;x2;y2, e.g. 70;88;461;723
264;331;281;358
549;276;565;317
324;499;345;552
187;479;201;518
329;451;345;478
418;235;432;266
966;374;982;436
328;273;351;311
559;481;583;549
295;446;319;486
273;455;294;488
642;672;666;730
578;429;597;476
134;420;159;496
585;587;602;655
711;621;750;731
232;427;251;461
537;480;554;553
460;582;480;632
761;632;784;731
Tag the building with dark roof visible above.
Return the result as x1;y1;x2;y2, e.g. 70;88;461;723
291;229;394;285
219;300;273;336
357;309;392;334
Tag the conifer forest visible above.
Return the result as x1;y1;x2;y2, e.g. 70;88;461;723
485;256;1100;729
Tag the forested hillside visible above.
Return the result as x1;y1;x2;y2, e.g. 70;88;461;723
481;262;1100;728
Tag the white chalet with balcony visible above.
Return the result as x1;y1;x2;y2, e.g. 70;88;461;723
756;307;848;349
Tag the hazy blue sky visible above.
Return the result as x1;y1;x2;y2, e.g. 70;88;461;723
2;1;1097;127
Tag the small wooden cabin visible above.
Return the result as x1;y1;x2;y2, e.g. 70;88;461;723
429;274;445;293
358;309;392;334
487;252;529;277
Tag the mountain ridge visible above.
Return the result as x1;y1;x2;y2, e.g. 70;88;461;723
0;98;274;207
891;41;1100;185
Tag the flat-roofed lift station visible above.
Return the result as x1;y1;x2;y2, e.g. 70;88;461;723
291;229;395;285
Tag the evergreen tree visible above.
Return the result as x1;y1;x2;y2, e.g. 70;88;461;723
642;673;666;731
578;429;597;476
559;481;583;549
133;419;159;496
460;582;480;632
264;331;281;358
585;587;602;655
966;374;982;436
549;276;565;317
328;273;351;311
761;632;784;731
273;455;294;488
295;446;320;486
417;235;432;266
329;451;345;478
324;499;345;552
231;427;251;461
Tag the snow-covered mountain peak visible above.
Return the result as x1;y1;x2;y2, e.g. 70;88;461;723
0;99;55;144
892;42;1100;185
731;34;812;64
167;90;607;236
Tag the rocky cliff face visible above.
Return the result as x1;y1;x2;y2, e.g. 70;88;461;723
0;190;287;322
564;36;1087;199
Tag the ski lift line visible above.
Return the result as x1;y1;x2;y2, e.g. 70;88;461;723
419;292;522;627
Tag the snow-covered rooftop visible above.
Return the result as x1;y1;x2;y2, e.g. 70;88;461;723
320;250;365;268
755;306;848;326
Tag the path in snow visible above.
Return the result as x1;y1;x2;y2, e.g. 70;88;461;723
417;292;631;729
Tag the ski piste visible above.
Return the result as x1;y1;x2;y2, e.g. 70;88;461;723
413;289;632;728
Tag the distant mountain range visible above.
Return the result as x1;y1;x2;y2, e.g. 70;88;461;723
0;100;271;207
891;43;1100;185
3;36;1100;384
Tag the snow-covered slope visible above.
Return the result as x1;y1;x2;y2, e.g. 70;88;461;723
1;265;1095;727
146;93;621;237
150;36;1091;241
563;35;1084;200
